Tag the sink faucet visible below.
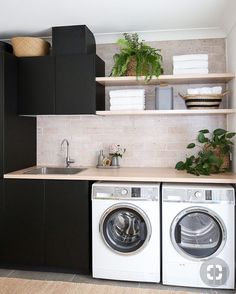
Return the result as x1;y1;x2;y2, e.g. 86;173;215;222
61;139;75;167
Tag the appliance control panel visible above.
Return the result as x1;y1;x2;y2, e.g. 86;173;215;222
92;182;159;200
188;189;227;202
163;184;235;203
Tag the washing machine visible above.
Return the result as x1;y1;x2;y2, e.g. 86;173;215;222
92;181;160;282
162;183;235;289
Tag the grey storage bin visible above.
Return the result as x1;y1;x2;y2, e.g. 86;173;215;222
155;86;173;110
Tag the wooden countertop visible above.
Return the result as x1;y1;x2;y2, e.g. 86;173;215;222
4;166;236;184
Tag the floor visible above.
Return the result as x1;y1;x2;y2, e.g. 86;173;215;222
0;268;234;294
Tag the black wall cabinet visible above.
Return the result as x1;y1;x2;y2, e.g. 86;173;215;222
56;55;104;114
18;56;55;115
18;54;105;115
52;25;96;56
18;25;105;115
1;179;91;273
0;52;36;176
3;179;45;266
0;55;3;177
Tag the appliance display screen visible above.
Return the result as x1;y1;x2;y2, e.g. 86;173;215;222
132;187;141;198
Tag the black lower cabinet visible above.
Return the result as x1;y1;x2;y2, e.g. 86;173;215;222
45;180;91;273
3;179;45;266
1;179;91;273
0;180;4;259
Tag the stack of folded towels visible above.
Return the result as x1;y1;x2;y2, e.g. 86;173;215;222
187;86;222;95
173;54;209;75
109;89;145;111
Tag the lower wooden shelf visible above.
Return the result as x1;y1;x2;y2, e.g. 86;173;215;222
96;109;236;116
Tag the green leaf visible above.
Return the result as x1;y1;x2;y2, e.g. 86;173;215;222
185;157;193;166
187;143;196;149
208;155;222;166
199;129;209;134
213;128;227;136
175;161;185;170
222;145;230;154
226;132;236;139
198;132;207;143
202;163;209;169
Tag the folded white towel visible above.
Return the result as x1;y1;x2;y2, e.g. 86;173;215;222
109;89;145;98
212;87;222;94
173;68;209;75
110;105;145;111
187;88;200;95
173;54;208;62
110;97;145;106
199;87;212;94
173;60;208;70
187;87;222;95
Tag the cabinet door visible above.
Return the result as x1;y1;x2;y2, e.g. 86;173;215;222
0;54;3;177
45;180;91;273
4;52;36;173
55;55;96;114
0;180;4;260
3;180;44;266
18;56;55;115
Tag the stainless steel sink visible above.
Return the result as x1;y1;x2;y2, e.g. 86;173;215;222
24;167;86;175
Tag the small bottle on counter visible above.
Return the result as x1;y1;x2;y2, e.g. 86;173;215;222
97;150;104;166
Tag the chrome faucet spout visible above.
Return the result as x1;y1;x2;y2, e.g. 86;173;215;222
61;139;75;167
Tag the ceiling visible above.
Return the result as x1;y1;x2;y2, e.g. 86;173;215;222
0;0;235;43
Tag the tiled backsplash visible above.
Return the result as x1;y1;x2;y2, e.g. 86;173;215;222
37;38;228;168
37;115;226;167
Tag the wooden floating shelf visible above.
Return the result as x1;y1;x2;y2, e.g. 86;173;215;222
96;73;235;86
96;109;236;116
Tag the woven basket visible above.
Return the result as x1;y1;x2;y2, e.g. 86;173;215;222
126;56;148;76
11;37;50;57
126;57;137;76
179;91;228;109
204;144;230;171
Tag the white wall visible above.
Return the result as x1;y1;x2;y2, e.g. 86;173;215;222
226;21;236;172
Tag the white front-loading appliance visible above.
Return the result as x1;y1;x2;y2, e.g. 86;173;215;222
162;183;235;289
92;181;160;283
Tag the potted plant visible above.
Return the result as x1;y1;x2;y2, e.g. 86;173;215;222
175;128;236;176
111;33;163;81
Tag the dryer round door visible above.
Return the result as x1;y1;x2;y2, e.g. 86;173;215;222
170;207;226;260
100;203;152;254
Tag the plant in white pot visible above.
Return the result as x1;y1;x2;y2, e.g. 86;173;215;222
109;144;126;167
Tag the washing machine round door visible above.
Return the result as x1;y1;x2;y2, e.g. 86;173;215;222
171;207;226;260
100;203;152;254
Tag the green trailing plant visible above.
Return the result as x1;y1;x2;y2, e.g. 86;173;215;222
111;33;163;81
175;128;236;176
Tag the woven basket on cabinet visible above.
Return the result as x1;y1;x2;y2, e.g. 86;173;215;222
11;37;50;57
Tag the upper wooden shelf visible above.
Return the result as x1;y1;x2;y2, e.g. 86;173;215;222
96;73;235;86
96;109;236;116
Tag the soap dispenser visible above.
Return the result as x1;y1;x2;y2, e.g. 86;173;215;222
97;150;104;167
